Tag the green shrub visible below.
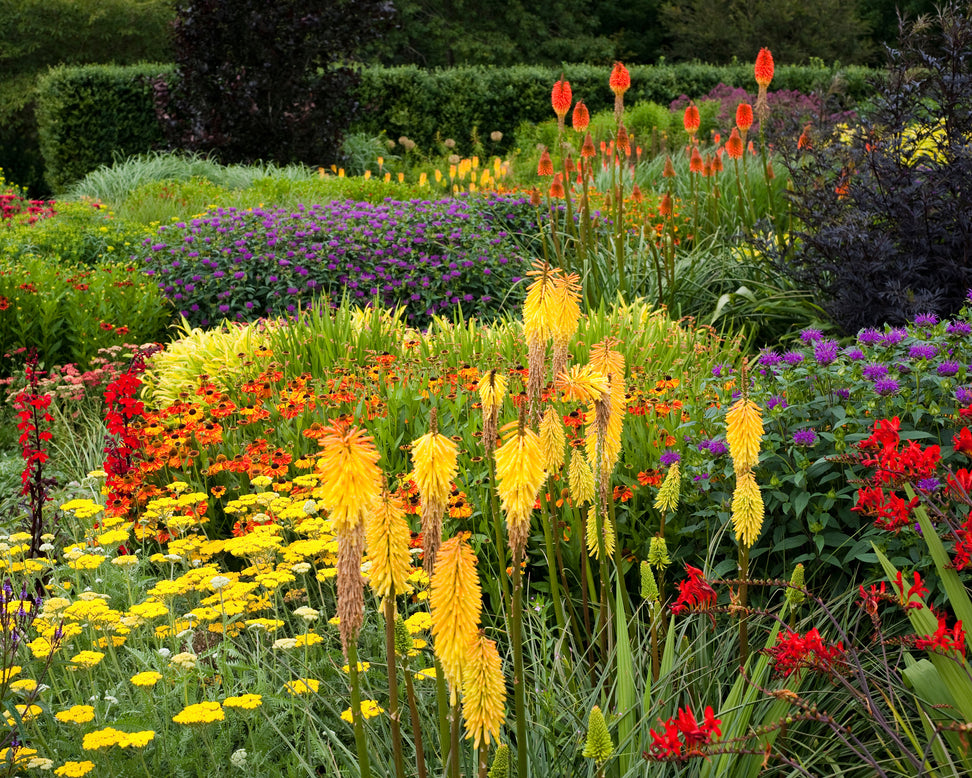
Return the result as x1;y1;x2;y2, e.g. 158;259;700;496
36;63;174;192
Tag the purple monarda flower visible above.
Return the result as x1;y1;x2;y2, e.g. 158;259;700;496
909;343;938;360
913;312;939;327
800;328;824;343
957;386;972;404
937;360;961;377
862;363;889;381
844;347;865;360
946;320;972;336
660;451;681;466
782;351;804;366
858;328;883;346
793;429;818;447
881;328;908;346
874;378;900;396
813;339;839;365
706;439;728;456
759;350;782;366
766;395;787;410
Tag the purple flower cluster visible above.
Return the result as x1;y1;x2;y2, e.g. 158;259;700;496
137;195;536;326
792;428;818;447
698;438;728;456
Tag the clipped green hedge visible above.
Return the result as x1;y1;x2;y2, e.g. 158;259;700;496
36;63;174;193
352;62;878;154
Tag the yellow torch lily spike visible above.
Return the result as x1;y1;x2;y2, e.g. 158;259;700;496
539;406;566;474
586;506;616;559
430;534;482;702
731;469;765;548
478;369;507;453
411;411;459;574
494;422;546;560
364;489;413;600
555;363;609;404
568;447;596;506
551;271;581;380
315;422;383;533
461;631;506;750
523;261;559;411
653;462;681;514
726;397;763;476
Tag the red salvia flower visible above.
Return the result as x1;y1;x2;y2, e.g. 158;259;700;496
551;79;572;119
754;48;774;87
725;128;744;160
735;102;754;133
572;100;590;132
683;104;700;135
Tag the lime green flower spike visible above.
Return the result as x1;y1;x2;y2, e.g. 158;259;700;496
582;705;614;767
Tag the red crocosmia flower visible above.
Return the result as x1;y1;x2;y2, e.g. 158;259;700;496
647;705;721;760
662;155;676;178
915;616;967;658
754;48;774;87
735;103;754;133
670;565;716;615
537;148;554;177
688;146;704;174
683;103;700;135
948;468;972;496
551;79;572;119
572;100;590;132
892;570;928;609
953;427;972;457
725;128;744;159
765;628;846;677
609;62;631;96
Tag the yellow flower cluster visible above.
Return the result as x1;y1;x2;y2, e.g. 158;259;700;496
82;727;155;749
130;671;162;687
284;678;320;696
340;699;383;723
172;701;224;725
55;705;95;724
223;694;262;710
54;761;95;777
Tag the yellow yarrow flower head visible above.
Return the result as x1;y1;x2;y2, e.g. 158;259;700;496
365;489;412;599
731;469;765;548
568;448;595;506
430;534;482;702
315;422;382;533
488;744;511;778
582;705;614;767
54;761;95;777
653;462;681;513
494;422;546;559
461;631;506;749
585;507;615;560
55;705;95;725
539;406;566;474
726;397;763;476
172;701;224;725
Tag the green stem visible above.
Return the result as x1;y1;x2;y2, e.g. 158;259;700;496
738;543;750;667
487;454;511;613
449;703;461;778
435;659;450;770
403;660;428;778
385;597;406;778
511;550;528;778
540;487;567;634
347;642;373;778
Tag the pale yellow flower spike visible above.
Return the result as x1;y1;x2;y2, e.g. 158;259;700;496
726;397;763;476
539;407;566;474
522;260;559;344
551;272;582;346
494;425;547;558
478;370;507;414
654;462;681;513
731;470;765;548
315;423;382;533
364;491;413;599
585;507;615;560
411;430;458;508
461;632;506;750
568;448;596;506
430;535;482;703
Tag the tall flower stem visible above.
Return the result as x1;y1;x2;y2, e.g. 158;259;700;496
435;659;450;769
540;490;567;634
347;642;373;778
448;703;461;778
402;658;427;778
385;596;406;778
511;552;528;778
487;455;511;612
738;543;750;667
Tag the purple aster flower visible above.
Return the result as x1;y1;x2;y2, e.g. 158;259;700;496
946;320;972;336
660;451;681;466
862;363;889;381
782;351;804;366
913;312;938;327
909;343;938;360
937;360;960;377
793;429;818;447
800;328;824;343
766;395;788;410
813;339;839;365
874;378;900;396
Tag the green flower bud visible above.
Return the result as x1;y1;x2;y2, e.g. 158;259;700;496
582;706;614;767
394;615;412;658
648;536;670;570
488;744;510;778
640;560;659;603
785;563;806;607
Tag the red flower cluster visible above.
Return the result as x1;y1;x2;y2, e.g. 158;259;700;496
670;565;716;615
0;191;55;226
103;359;148;517
765;628;846;678
915;616;966;658
13;352;55;558
646;705;721;760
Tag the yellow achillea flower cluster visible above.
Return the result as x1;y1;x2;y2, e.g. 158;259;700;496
54;761;95;777
55;705;95;725
223;694;262;710
340;699;383;722
430;535;482;701
130;671;162;688
284;678;320;696
365;490;413;598
411;417;458;573
539;407;566;473
494;425;546;558
568;448;595;506
69;650;104;669
172;701;224;725
461;632;506;749
82;727;155;749
653;462;681;513
585;507;615;560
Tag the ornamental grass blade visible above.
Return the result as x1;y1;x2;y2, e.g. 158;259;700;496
614;581;635;775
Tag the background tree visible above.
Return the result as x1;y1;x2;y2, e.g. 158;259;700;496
155;0;393;166
659;0;874;65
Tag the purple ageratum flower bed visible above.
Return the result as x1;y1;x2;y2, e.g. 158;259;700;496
136;194;536;327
